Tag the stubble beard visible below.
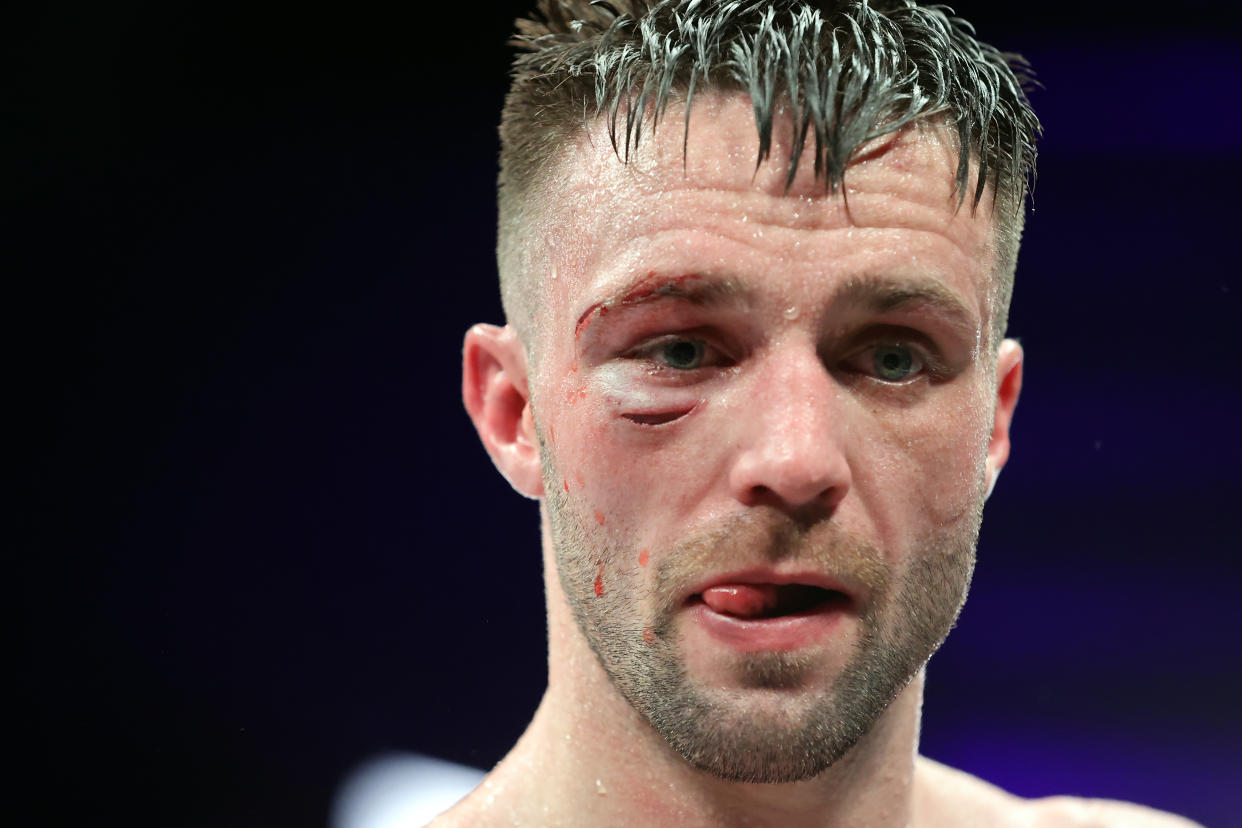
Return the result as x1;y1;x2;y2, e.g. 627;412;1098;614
543;464;982;784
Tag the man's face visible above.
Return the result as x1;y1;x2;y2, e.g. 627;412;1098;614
524;95;1007;783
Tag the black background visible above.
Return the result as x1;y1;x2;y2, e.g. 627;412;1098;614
11;2;1242;825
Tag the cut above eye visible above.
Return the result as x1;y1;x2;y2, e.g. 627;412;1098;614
870;344;924;382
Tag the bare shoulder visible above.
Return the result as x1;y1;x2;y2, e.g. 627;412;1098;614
427;770;526;828
914;757;1202;828
427;781;503;828
1027;795;1205;828
914;756;1028;827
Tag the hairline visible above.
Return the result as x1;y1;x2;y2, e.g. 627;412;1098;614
499;103;1021;373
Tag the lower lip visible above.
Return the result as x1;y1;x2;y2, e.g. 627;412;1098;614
685;598;850;653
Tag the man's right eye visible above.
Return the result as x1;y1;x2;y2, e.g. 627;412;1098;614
624;336;726;372
622;334;737;376
659;339;707;370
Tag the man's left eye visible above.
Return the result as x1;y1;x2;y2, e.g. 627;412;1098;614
870;344;924;382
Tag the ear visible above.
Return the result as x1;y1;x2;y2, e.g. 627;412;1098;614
462;324;544;499
984;338;1023;500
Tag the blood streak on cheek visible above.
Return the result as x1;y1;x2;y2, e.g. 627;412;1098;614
594;562;605;597
594;511;606;526
638;549;649;567
642;626;656;645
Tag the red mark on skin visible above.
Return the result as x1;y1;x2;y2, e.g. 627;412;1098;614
594;511;606;526
575;471;585;487
642;626;656;645
594;563;605;597
573;272;703;341
549;424;555;443
574;303;609;340
563;479;570;493
617;271;699;305
638;549;649;568
565;387;588;405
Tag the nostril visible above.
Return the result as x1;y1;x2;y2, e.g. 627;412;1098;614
742;484;836;525
729;440;851;517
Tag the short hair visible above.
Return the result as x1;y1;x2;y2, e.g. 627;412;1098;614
498;0;1040;353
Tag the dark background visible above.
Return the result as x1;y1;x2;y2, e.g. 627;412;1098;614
11;2;1242;826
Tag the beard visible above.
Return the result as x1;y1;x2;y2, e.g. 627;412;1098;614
541;457;983;785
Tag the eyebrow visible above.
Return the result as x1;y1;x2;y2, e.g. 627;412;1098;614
831;275;980;337
573;272;751;339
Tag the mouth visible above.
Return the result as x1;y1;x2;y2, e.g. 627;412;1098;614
679;574;858;652
688;583;852;620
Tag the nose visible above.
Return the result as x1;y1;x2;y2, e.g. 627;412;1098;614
727;346;852;520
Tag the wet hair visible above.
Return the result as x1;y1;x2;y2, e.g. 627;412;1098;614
498;0;1040;349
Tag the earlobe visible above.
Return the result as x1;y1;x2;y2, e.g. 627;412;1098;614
462;324;545;499
984;339;1023;500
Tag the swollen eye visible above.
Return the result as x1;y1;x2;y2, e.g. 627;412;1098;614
872;344;920;381
661;340;706;370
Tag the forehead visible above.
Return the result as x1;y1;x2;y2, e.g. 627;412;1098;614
528;93;997;333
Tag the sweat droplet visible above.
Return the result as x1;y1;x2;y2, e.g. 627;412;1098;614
783;305;800;321
596;779;607;796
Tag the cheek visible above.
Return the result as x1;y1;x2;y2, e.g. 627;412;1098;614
878;390;992;526
544;375;718;544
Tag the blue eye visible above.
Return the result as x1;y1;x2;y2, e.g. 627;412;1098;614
872;345;920;381
660;340;707;370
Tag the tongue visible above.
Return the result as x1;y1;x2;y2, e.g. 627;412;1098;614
701;584;783;618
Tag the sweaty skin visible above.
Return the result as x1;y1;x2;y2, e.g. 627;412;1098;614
454;95;1201;828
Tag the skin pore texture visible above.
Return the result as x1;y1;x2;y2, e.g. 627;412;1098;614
454;95;1199;827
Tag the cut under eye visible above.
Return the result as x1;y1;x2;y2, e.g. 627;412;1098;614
621;408;696;426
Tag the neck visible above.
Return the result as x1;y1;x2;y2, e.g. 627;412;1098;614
460;530;927;828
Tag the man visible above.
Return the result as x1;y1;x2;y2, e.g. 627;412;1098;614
449;2;1200;825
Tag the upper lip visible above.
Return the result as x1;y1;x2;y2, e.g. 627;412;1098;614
682;568;859;605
